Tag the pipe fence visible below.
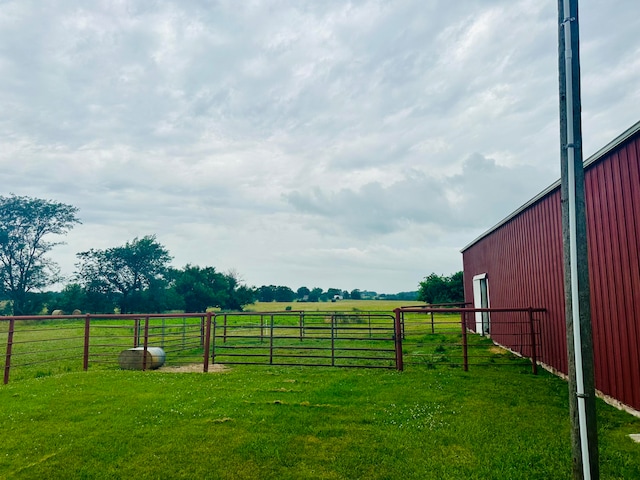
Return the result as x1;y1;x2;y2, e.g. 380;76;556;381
2;307;545;384
393;306;545;373
2;313;207;384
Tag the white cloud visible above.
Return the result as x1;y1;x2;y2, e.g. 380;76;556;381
1;0;638;292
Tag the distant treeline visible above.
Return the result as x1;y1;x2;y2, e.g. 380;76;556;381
0;194;457;316
253;286;419;303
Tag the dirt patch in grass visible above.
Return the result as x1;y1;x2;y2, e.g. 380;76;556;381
156;363;229;373
489;346;508;355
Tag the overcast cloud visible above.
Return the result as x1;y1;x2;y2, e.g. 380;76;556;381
1;0;638;293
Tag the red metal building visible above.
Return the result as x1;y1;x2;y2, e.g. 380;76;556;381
462;120;640;412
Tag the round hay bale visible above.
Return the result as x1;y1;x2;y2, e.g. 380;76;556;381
51;309;64;316
72;309;82;315
118;347;166;370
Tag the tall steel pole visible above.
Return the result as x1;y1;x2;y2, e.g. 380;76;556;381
557;1;599;478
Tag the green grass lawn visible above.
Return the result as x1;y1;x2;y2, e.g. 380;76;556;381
2;365;640;479
2;303;639;478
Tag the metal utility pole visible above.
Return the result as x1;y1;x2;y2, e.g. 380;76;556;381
557;0;599;478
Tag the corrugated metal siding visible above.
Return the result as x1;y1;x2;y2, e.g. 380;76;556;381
462;193;567;372
585;137;640;409
462;132;640;411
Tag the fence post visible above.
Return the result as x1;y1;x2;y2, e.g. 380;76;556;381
461;311;468;372
203;312;212;373
430;311;435;334
393;309;403;371
182;317;186;349
528;308;538;375
134;318;140;347
4;318;15;384
142;316;150;371
223;314;228;344
83;314;91;371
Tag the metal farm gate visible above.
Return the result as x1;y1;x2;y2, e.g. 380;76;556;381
206;311;398;369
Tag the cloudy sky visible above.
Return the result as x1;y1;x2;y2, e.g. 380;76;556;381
1;0;639;293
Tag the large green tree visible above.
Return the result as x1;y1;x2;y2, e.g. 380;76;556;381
257;285;276;302
166;265;256;312
418;271;464;305
223;271;256;311
308;287;323;302
170;265;231;312
51;283;87;314
256;285;294;303
274;286;295;302
75;235;172;313
296;286;310;301
0;195;80;315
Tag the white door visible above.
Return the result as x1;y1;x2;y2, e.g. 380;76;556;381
472;274;490;335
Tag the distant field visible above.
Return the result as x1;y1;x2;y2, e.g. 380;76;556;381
244;299;424;312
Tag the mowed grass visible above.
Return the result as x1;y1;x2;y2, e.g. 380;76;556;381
2;302;640;478
1;365;640;479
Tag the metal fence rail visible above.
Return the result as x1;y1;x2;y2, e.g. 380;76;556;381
394;307;545;373
2;307;545;384
209;312;397;368
2;314;208;383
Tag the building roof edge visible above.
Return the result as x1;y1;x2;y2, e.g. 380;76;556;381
461;119;640;253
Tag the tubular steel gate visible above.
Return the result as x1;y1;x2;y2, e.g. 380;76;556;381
206;311;397;369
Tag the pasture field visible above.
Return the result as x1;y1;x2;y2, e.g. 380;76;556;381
1;364;640;479
244;299;424;312
2;303;639;479
1;306;522;381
